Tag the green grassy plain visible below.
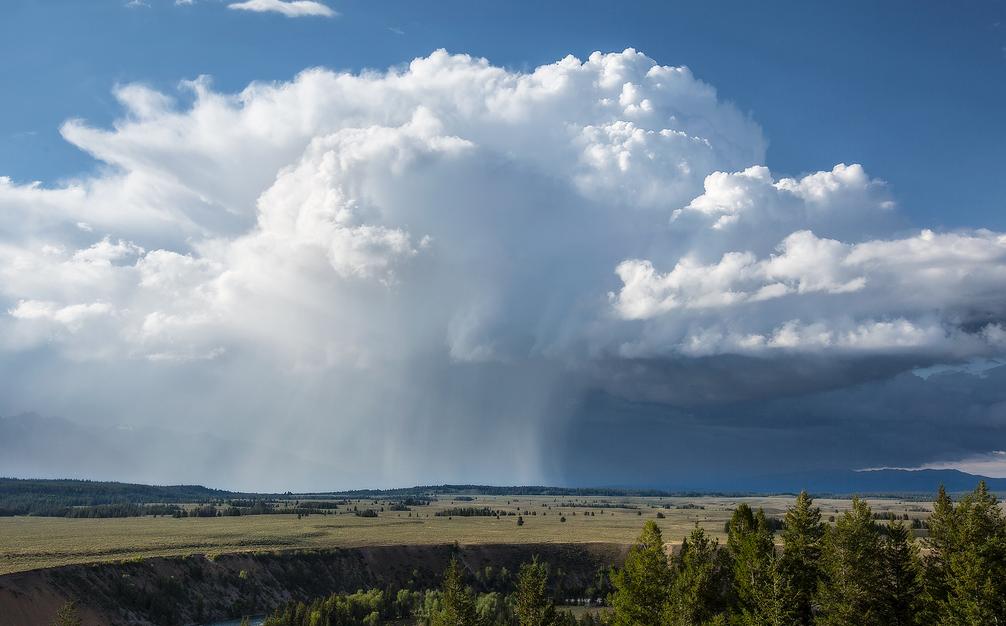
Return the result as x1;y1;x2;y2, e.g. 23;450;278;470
0;494;931;575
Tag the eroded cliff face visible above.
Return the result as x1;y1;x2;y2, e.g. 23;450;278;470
0;543;629;625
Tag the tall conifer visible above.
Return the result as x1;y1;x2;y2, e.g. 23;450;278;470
882;520;924;625
938;481;1006;624
432;557;480;626
726;505;777;625
514;557;558;626
610;520;672;626
816;497;886;626
665;525;729;626
776;491;824;626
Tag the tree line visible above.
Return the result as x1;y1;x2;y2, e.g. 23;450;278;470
254;481;1006;626
609;482;1005;625
261;558;603;626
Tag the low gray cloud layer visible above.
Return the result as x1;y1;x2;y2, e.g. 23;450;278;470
2;50;1005;490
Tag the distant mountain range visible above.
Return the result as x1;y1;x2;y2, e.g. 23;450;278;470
2;413;1001;496
0;412;337;492
1;470;1000;506
693;468;1006;496
327;469;1004;498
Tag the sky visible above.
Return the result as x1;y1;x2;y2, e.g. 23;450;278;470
2;0;1006;491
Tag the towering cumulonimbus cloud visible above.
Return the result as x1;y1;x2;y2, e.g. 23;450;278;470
2;49;1005;489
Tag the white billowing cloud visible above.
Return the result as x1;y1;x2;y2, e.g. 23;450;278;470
612;228;1006;323
610;158;1006;359
2;49;1006;486
9;300;113;329
227;0;336;18
668;163;899;256
675;163;889;229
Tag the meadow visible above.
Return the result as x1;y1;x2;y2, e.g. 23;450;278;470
0;494;931;575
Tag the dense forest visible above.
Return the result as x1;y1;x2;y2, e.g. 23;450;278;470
225;482;1005;626
0;478;241;516
0;478;346;517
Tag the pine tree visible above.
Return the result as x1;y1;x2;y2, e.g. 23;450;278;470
515;557;559;626
776;490;824;626
816;497;887;626
924;484;956;613
726;505;777;625
432;557;480;626
664;525;730;626
882;520;924;626
610;520;672;626
937;481;1006;625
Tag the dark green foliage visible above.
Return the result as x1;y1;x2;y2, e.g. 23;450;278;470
431;557;480;626
226;499;286;515
923;484;955;608
264;585;600;626
882;520;924;625
263;588;389;626
191;504;219;517
436;507;500;517
610;520;672;626
776;491;824;626
402;497;432;506
0;477;238;516
514;557;559;626
664;525;730;626
926;481;1006;624
816;497;887;625
726;504;776;624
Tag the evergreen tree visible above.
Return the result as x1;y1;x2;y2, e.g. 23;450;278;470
776;491;824;626
816;497;887;626
935;481;1006;625
52;602;82;626
476;592;508;626
515;557;559;626
432;557;480;626
924;484;956;612
882;520;924;626
610;520;672;626
726;505;777;625
664;525;730;626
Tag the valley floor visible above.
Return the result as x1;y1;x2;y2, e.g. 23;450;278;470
0;494;929;575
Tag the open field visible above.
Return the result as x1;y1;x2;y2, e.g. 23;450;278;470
0;494;932;575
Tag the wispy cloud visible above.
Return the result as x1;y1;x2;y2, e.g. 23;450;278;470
227;0;336;18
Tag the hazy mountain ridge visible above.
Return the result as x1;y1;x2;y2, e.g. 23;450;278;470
4;413;1001;496
0;413;337;492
